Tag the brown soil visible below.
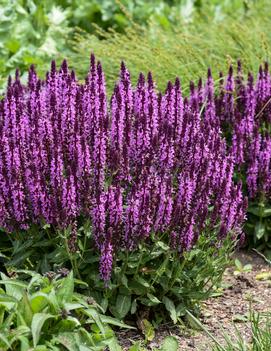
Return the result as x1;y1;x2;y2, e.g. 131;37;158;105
117;249;271;350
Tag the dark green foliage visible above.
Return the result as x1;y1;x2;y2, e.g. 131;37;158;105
90;234;233;324
1;224;234;325
245;201;271;259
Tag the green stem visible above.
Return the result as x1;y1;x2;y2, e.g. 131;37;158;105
135;248;144;276
160;252;186;299
169;252;186;289
118;251;129;286
63;230;82;280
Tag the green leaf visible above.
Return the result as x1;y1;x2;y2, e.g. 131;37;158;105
146;294;161;305
128;342;143;351
83;307;105;335
7;249;35;267
263;208;271;217
234;259;243;271
128;279;147;295
134;276;150;288
121;275;128;288
160;336;178;351
185;312;202;331
162;297;177;324
107;336;122;351
100;297;108;312
255;222;265;240
100;316;135;329
0;293;18;303
17;335;30;351
18;292;33;327
5;39;20;53
53;332;79;351
30;294;48;313
57;271;74;304
73;279;89;287
31;313;54;347
248;205;271;218
64;303;84;311
0;332;11;348
54;317;80;332
115;294;131;319
176;303;186;317
131;299;137;314
30;292;59;314
0;274;27;300
156;241;170;251
243;264;252;272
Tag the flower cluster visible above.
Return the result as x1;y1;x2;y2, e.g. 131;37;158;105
0;56;250;280
216;61;271;199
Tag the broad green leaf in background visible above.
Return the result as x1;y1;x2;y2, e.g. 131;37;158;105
31;313;55;347
56;271;74;304
162;297;178;324
115;294;131;319
18;292;33;326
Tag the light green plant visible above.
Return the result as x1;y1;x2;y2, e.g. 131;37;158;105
233;259;252;276
0;270;132;350
0;0;71;90
70;0;271;94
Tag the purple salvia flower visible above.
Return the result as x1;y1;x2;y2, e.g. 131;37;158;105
99;240;113;282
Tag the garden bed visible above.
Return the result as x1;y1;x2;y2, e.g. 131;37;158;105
117;250;271;350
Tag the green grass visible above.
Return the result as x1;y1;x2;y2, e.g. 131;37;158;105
187;309;271;351
69;0;271;94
